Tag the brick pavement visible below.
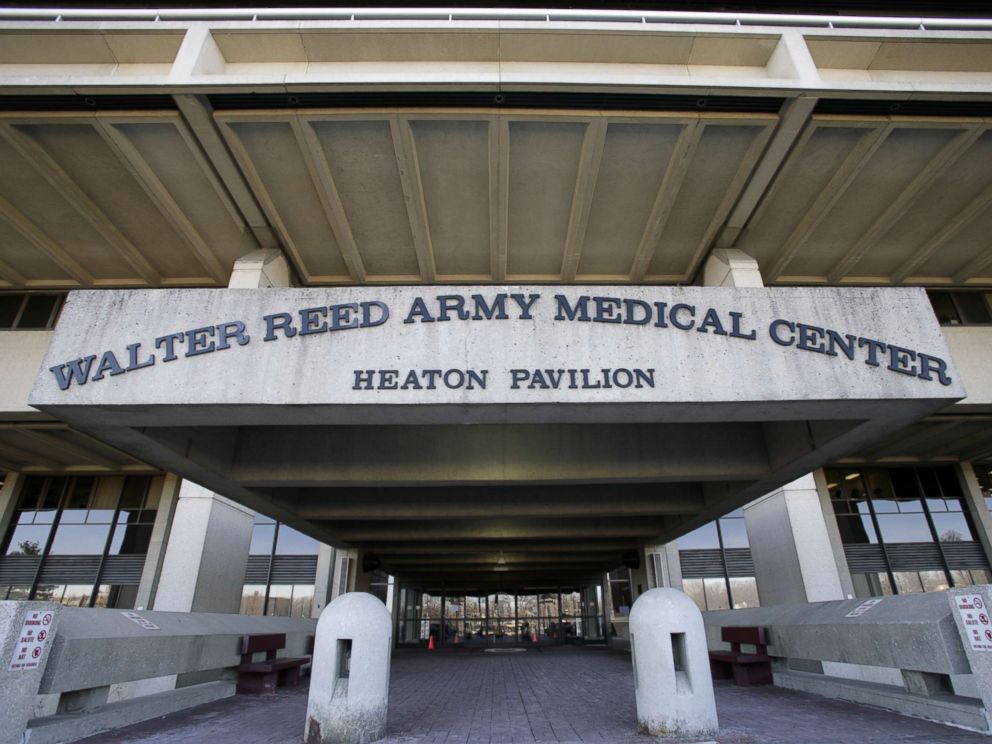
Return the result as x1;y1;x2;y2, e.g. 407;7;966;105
78;646;990;744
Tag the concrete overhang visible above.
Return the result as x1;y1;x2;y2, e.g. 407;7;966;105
27;284;963;584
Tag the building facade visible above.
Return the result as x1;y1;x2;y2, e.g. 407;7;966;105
1;6;992;650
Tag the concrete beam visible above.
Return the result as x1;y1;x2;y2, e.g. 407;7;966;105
293;483;707;520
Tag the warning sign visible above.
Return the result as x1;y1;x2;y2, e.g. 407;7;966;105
7;610;55;671
955;594;992;651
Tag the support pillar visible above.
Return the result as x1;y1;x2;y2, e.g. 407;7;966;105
0;471;23;541
152;480;254;613
701;248;764;288
958;462;992;570
133;474;180;611
744;472;847;606
313;543;338;616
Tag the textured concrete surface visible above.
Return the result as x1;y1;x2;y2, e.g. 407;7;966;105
630;588;717;738
306;592;392;743
76;647;991;744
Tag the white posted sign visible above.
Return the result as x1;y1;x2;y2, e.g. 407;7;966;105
954;594;992;651
7;609;55;671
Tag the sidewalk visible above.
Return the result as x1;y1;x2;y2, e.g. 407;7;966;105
78;646;989;743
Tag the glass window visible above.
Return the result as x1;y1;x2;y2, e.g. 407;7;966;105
249;523;276;555
0;294;22;326
274;525;319;555
703;577;730;611
240;585;266;615
851;572;893;598
718;517;749;548
730;577;760;609
4;524;51;555
932;512;974;542
17;295;60;329
679;522;720;549
1;585;31;600
928;291;960;324
956;293;992;324
94;584;138;609
48;523;112;554
682;578;706;612
875;513;933;543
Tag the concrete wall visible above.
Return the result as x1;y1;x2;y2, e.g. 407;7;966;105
944;326;992;411
0;331;51;416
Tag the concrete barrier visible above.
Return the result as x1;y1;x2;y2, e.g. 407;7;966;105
702;586;992;731
629;588;718;739
306;592;392;744
0;601;316;744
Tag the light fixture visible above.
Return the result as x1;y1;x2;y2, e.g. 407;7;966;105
494;551;508;572
844;472;860;480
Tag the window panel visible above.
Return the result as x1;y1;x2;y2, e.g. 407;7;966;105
17;295;59;328
718;518;749;548
0;294;22;327
730;577;760;609
3;524;51;555
893;571;925;594
274;525;319;555
932;512;974;542
249;523;276;555
703;577;730;611
956;293;992;324
109;523;153;554
48;523;112;554
678;522;719;549
682;578;705;612
265;584;293;616
919;570;950;593
928;291;960;324
875;513;933;543
1;585;31;600
835;514;878;544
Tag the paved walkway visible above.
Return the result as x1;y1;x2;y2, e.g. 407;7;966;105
79;646;989;744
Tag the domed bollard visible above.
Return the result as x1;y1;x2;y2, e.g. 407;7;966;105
305;593;393;744
629;588;719;739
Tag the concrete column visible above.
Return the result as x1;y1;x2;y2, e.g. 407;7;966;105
152;480;255;613
312;543;338;616
744;473;847;606
134;474;180;611
647;543;683;590
227;248;293;288
701;248;764;288
958;462;992;569
630;555;649;600
0;471;23;540
331;549;355;600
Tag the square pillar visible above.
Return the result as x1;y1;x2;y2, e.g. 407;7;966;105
0;471;23;540
152;480;254;613
312;543;337;616
133;474;180;611
958;462;992;568
744;472;847;606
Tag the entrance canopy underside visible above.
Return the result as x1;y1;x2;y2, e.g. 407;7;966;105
28;285;963;585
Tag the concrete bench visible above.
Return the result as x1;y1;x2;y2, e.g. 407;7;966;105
236;633;309;694
708;626;772;686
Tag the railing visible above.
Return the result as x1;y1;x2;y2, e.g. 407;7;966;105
0;7;991;32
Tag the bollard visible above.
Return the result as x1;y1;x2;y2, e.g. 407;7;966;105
628;588;719;739
305;592;393;744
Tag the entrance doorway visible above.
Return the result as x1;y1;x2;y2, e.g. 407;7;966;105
397;584;605;647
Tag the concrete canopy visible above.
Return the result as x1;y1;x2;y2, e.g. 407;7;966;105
29;284;963;585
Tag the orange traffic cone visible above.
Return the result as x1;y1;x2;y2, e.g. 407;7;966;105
531;631;538;643
428;634;436;650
